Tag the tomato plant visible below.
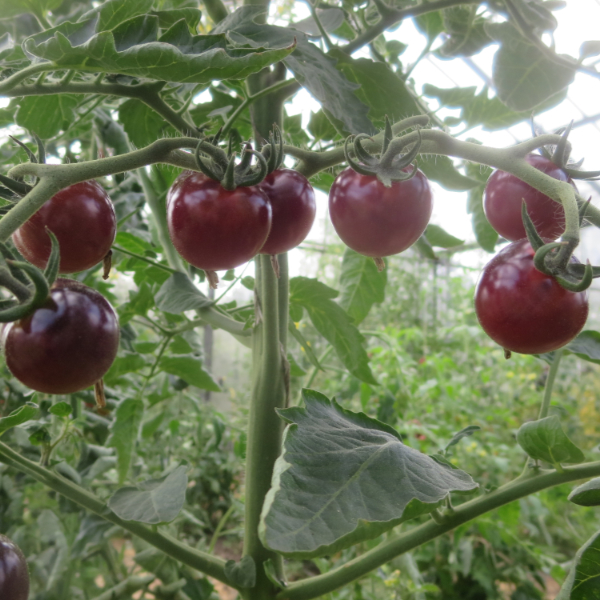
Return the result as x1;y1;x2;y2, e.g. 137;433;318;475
0;2;599;600
167;171;272;271
474;239;589;354
483;154;575;241
12;181;116;273
0;534;29;600
4;279;120;394
328;167;433;258
259;169;316;255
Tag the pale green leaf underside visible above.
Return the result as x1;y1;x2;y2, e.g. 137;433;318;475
568;477;600;507
338;249;387;325
108;466;188;524
556;529;600;600
259;390;477;558
516;415;585;466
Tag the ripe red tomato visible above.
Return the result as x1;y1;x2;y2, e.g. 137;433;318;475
328;167;433;258
259;169;316;255
0;534;29;600
167;172;272;271
483;154;576;242
474;239;588;354
4;279;120;394
12;181;116;274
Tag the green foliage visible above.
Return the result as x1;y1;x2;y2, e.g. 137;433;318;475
260;389;477;558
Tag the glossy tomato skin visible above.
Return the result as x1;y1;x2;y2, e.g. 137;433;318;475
0;534;29;600
259;169;316;255
167;172;272;271
483;154;576;242
328;167;433;257
13;181;116;274
5;279;120;394
474;240;588;354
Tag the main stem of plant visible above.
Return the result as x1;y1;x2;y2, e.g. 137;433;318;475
243;47;288;598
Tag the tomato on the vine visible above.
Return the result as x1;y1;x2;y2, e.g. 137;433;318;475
167;171;272;271
328;167;433;258
13;181;116;274
5;279;120;394
474;239;588;354
259;169;316;255
0;534;29;600
483;154;576;242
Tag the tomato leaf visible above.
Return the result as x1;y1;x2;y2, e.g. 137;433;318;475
23;15;295;85
259;389;478;558
159;355;221;391
330;51;420;130
338;249;387;325
82;0;155;33
568;478;600;507
108;466;188;524
424;225;464;249
0;403;39;437
214;7;374;135
118;99;176;148
516;416;585;466
290;277;377;384
418;155;479;192
556;530;600;600
107;398;144;484
565;330;600;364
49;402;72;418
486;22;575;111
224;556;256;589
15;95;82;139
155;273;213;313
437;6;492;58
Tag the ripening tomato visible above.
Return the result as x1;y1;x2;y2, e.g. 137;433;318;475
328;167;433;258
483;154;577;242
474;239;588;354
13;181;116;273
167;172;272;271
5;279;120;394
259;169;316;255
0;534;29;600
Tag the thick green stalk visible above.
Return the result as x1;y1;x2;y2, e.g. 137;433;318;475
0;441;233;586
538;348;564;420
277;461;600;600
244;254;286;598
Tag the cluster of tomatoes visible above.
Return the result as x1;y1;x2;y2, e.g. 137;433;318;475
476;154;589;355
0;143;590;401
166;167;316;275
4;181;120;395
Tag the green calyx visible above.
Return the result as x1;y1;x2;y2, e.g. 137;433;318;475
0;229;59;323
194;138;268;191
343;115;428;187
261;125;284;175
522;198;595;293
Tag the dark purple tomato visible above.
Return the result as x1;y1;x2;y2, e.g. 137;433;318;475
474;239;588;354
13;181;116;274
259;169;316;255
483;154;577;242
328;167;433;258
5;279;120;394
167;172;272;271
0;534;29;600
